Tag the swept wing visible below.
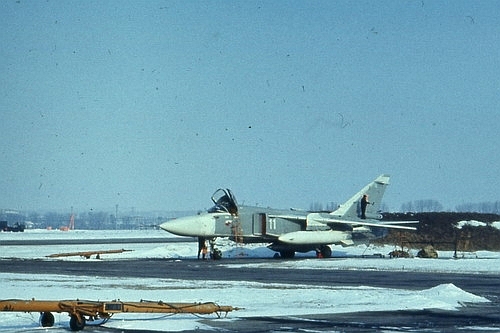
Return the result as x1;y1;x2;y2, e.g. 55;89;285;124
307;212;417;231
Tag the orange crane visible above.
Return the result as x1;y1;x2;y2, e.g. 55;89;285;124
68;213;75;230
60;213;75;231
0;298;240;331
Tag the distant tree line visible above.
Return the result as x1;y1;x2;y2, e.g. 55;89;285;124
1;210;175;230
309;202;338;212
455;201;500;214
400;200;500;214
400;200;443;213
310;199;500;214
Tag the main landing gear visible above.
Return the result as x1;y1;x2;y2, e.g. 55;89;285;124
278;245;332;259
316;245;332;258
279;250;295;259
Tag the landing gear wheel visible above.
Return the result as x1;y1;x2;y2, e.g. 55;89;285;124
320;245;332;258
69;314;86;331
40;312;55;327
211;248;222;260
208;238;222;260
280;251;295;259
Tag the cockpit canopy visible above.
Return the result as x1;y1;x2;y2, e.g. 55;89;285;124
208;188;238;214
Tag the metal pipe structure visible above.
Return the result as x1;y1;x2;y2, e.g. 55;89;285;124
45;248;133;259
0;299;240;331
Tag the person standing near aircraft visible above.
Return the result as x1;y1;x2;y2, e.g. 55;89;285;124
202;244;208;260
198;237;206;259
360;194;370;219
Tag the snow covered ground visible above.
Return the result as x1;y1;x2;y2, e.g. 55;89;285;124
0;229;498;332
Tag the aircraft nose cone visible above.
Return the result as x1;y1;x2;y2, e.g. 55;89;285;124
159;214;216;237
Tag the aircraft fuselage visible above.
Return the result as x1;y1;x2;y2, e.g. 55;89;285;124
159;176;417;259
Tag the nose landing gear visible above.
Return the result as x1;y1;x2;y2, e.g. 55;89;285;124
209;238;222;260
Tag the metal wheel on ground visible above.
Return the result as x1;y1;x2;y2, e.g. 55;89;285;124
69;314;86;331
39;312;54;327
320;245;332;258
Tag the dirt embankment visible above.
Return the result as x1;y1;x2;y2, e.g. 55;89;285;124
379;212;500;251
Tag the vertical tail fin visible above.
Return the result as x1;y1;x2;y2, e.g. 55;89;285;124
330;174;390;220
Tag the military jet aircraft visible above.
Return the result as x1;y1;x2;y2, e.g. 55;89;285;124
159;175;417;259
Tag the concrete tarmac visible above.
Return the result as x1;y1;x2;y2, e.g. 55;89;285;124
1;258;499;332
0;237;194;246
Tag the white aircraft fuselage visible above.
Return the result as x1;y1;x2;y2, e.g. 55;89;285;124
159;175;416;259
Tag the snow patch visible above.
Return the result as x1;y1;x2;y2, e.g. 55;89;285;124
455;220;500;230
0;229;497;331
0;273;490;332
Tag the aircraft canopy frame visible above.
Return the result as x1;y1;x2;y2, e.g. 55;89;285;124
209;188;238;215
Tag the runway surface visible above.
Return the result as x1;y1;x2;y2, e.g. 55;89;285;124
0;237;193;246
1;257;499;332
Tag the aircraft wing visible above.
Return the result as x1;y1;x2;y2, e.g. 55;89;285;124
377;221;420;226
268;214;307;221
307;213;417;231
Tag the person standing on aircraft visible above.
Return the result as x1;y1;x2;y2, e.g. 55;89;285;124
360;194;370;219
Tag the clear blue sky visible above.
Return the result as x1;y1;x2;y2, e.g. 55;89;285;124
1;1;499;213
